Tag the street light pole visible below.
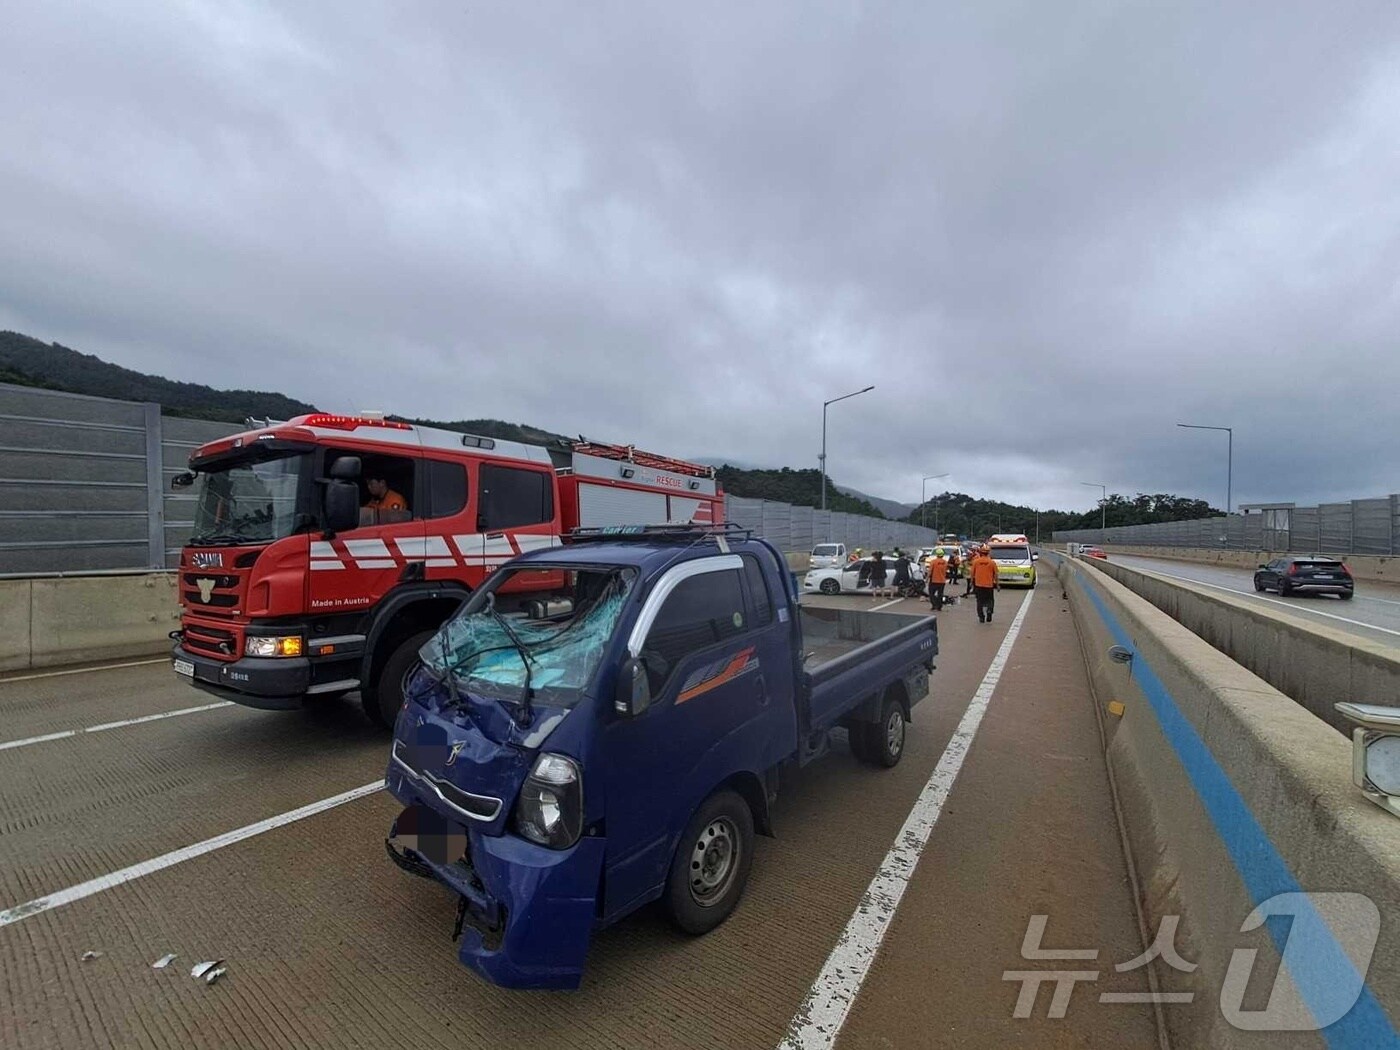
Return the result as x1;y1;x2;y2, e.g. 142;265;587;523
921;472;949;533
1080;482;1107;535
1177;422;1233;514
820;386;875;537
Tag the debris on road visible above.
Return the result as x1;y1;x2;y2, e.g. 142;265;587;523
203;966;227;985
80;950;103;962
152;953;177;969
190;960;224;980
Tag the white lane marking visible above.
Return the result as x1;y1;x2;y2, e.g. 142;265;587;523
0;702;233;753
779;590;1034;1050
0;658;166;684
1121;562;1400;640
0;782;383;928
869;597;906;611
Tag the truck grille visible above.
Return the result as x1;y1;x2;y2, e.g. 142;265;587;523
181;569;245;616
183;623;238;660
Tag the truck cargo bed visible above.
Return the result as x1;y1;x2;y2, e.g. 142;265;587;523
799;606;938;743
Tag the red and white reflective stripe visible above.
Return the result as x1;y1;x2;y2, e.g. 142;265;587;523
310;540;344;570
394;536;456;567
343;538;396;569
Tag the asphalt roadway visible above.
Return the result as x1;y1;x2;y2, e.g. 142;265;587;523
1106;553;1400;651
0;586;1159;1049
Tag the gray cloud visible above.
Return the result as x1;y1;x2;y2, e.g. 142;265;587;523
3;1;1399;514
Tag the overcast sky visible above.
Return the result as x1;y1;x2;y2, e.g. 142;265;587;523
3;2;1399;513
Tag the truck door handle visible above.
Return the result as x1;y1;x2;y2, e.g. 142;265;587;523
756;673;768;705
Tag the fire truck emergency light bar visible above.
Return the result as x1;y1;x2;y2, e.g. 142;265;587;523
302;413;413;431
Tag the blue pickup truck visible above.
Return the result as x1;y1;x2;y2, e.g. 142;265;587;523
384;526;938;989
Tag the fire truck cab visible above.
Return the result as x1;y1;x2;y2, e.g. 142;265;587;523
169;414;722;726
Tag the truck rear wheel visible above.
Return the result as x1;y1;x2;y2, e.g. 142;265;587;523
856;695;906;768
664;789;755;935
362;630;434;728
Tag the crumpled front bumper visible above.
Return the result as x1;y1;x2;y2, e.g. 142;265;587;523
386;773;604;990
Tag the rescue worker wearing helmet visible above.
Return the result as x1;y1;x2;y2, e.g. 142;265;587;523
926;547;950;611
970;544;1000;622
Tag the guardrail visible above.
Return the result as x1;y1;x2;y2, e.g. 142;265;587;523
1053;551;1400;1047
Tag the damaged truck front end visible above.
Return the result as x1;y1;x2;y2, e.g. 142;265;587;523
384;561;635;989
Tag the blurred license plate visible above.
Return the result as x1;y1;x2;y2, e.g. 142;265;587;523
173;659;194;677
1314;573;1333;579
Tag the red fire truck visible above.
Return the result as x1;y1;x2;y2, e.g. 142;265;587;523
169;414;723;725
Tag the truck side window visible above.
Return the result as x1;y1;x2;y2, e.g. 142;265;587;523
641;569;746;693
479;464;554;530
741;554;773;627
426;460;468;519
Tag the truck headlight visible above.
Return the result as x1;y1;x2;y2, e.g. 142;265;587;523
244;635;304;658
514;753;583;849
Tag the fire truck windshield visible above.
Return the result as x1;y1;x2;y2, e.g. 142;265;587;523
190;451;309;546
422;566;637;709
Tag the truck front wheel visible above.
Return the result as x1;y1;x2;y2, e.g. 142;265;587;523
665;789;755;935
362;630;434;728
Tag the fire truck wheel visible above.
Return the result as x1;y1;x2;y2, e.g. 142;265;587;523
363;630;435;728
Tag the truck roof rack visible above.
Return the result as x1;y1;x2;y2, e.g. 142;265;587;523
565;522;752;544
571;438;716;479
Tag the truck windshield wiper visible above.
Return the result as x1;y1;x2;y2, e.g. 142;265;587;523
485;593;536;726
188;533;254;546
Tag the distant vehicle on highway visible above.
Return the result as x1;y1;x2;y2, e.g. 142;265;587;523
805;555;925;596
1080;546;1108;560
810;542;847;568
1254;556;1354;599
384;527;937;989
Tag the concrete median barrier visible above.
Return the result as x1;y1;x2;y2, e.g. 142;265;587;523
0;572;179;672
1051;551;1400;1046
1083;557;1398;734
1094;544;1400;585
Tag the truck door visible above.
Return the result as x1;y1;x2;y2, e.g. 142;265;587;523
475;462;561;594
309;445;425;616
599;555;793;918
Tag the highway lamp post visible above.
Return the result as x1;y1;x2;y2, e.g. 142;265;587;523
1177;422;1233;515
922;473;949;535
819;385;875;539
1081;482;1107;537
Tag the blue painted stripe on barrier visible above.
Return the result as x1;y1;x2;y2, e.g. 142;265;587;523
1071;566;1398;1046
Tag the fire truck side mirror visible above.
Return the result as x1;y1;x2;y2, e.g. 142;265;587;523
329;456;362;480
323;481;361;534
171;470;196;489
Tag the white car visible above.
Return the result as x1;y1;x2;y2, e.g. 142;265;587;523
809;542;847;569
804;555;924;596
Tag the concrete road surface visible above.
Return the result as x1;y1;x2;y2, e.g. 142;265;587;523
0;588;1157;1049
1107;553;1400;650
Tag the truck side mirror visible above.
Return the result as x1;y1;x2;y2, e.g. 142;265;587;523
1031;552;1039;561
171;470;196;489
330;455;362;480
614;656;652;717
323;480;360;534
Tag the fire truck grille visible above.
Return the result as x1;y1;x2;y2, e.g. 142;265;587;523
183;625;237;659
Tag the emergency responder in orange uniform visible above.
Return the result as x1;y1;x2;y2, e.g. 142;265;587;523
970;544;1000;623
926;548;949;610
364;475;407;512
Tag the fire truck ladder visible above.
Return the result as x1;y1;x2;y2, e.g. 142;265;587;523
571;439;716;479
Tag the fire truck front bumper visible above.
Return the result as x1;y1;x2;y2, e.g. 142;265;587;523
171;641;311;709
